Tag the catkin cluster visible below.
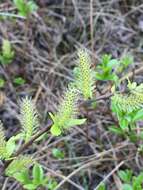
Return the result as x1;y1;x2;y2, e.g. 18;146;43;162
50;48;95;135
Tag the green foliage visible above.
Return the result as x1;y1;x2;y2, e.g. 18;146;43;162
13;0;38;17
52;148;65;159
0;121;18;160
118;170;143;190
97;183;106;190
12;163;57;190
118;54;133;72
118;170;132;183
95;54;119;82
0;96;58;189
111;81;143;141
0;39;14;65
13;77;26;85
46;178;58;190
73;48;95;99
95;54;133;83
0;78;5;88
5;155;33;177
50;87;86;136
122;184;133;190
20;97;39;142
108;125;124;135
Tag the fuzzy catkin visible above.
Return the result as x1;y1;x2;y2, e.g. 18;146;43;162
55;88;78;129
112;92;143;113
77;49;94;99
20;97;39;142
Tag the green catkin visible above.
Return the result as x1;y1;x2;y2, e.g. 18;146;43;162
50;87;79;136
55;87;78;128
112;83;143;113
77;49;94;99
20;97;39;142
1;39;14;64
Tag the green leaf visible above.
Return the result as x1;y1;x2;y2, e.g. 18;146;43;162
5;155;33;177
13;0;24;10
122;184;133;190
132;173;143;189
52;148;65;159
23;184;36;190
119;118;129;129
14;170;30;184
132;109;143;122
50;124;61;136
0;78;5;88
13;0;38;17
13;77;26;85
120;55;133;67
46;178;58;190
27;1;38;12
6;138;16;158
5;133;24;159
65;118;86;128
108;126;123;135
118;170;132;183
32;164;44;184
97;183;106;190
107;59;119;68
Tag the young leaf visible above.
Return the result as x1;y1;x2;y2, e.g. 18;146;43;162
65;118;86;128
108;126;124;135
32;164;44;184
122;184;133;190
5;138;16;158
23;184;36;190
14;169;30;184
0;78;5;88
13;0;38;17
132;109;143;122
50;124;61;136
13;77;26;85
97;183;106;190
5;155;34;177
52;148;65;159
132;173;143;189
118;170;132;183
